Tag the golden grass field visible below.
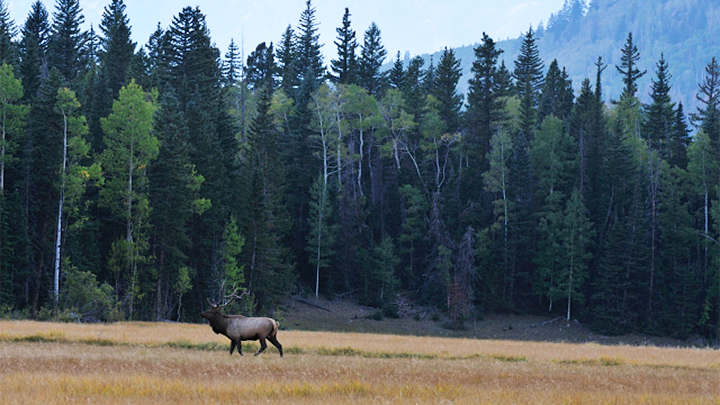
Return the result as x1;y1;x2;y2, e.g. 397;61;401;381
0;320;718;404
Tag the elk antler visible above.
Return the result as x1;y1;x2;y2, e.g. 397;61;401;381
218;288;248;308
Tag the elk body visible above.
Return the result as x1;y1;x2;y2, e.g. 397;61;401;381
201;297;283;357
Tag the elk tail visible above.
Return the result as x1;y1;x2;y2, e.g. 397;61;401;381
272;319;280;337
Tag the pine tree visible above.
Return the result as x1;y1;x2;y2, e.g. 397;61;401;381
401;56;426;138
97;0;134;98
513;27;545;136
615;32;646;101
222;38;241;85
357;22;387;97
48;0;86;83
569;79;595;197
329;7;357;85
388;51;404;89
149;88;207;320
245;42;275;91
275;25;297;97
143;23;170;90
19;1;50;101
670;103;691;169
0;64;27;306
538;59;573;123
295;0;324;93
531;116;576;312
691;57;720;152
240;84;294;314
25;68;66;315
91;0;135;152
432;47;462;134
643;53;675;157
0;0;16;65
466;33;504;168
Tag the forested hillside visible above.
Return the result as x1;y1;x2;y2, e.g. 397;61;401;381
0;0;718;342
417;0;720;111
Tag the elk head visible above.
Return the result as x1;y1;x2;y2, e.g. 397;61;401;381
201;289;247;319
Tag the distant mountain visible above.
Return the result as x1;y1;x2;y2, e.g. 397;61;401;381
408;0;720;113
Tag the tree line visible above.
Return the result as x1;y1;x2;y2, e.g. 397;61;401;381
0;0;717;340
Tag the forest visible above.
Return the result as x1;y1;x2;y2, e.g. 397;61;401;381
0;0;717;341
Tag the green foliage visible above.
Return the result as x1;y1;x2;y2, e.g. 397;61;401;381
99;80;159;319
60;264;123;322
329;7;358;85
222;215;245;287
363;236;399;307
357;22;387;96
616;32;647;100
0;0;717;341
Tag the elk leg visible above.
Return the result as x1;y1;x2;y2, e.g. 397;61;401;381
229;340;236;355
237;340;243;355
268;335;283;357
255;337;267;356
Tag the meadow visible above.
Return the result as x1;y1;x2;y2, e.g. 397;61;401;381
0;320;718;404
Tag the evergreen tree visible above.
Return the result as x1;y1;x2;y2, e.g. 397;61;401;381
19;1;50;101
643;53;675;157
166;8;239;300
97;0;134;98
91;0;135;152
366;235;399;307
569;79;596;197
670;103;691;169
48;0;86;83
149;88;208;320
275;25;297;97
432;47;462;134
25;68;66;315
143;23;170;90
295;0;324;93
240;84;294;314
513;27;544;136
0;64;27;306
0;0;16;65
691;57;720;152
531;116;576;312
401;56;426;138
615;32;646;101
329;7;357;85
538;59;573;123
245;42;275;91
423;55;436;95
357;22;387;97
222;38;241;85
466;33;504;169
388;51;404;89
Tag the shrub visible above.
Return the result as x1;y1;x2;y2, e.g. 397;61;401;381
60;265;123;322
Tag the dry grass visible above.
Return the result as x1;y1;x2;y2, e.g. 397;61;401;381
0;320;718;404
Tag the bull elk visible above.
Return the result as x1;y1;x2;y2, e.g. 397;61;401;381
200;292;283;357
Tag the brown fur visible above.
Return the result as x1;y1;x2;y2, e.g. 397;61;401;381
200;306;283;357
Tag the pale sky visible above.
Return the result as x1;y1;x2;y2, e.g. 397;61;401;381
8;0;566;61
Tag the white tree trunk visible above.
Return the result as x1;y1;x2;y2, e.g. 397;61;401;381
53;112;69;308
